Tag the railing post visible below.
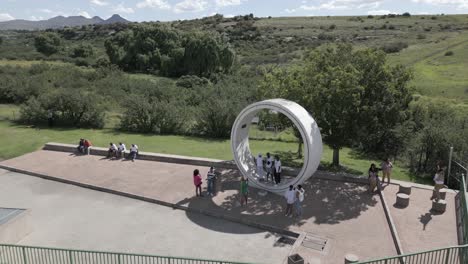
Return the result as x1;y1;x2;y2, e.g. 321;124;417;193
444;248;450;264
68;250;73;264
447;146;453;186
118;253;121;264
21;246;27;264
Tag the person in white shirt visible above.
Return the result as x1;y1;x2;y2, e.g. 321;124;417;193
284;185;296;217
432;166;445;201
256;153;264;180
294;185;305;219
274;155;282;185
107;142;117;158
265;152;274;182
380;158;393;184
118;142;126;158
129;144;138;162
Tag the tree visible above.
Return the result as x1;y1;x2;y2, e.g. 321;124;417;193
34;32;62;56
71;44;94;58
259;44;413;166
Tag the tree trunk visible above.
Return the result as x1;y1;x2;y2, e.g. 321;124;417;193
297;141;303;159
332;147;340;167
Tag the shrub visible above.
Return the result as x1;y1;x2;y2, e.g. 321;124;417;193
329;24;336;30
19;90;105;128
445;51;454;56
381;42;408;53
367;15;374;19
388;25;395;30
34;32;61;56
119;95;187;134
402;12;411;17
71;44;94;58
417;34;426;39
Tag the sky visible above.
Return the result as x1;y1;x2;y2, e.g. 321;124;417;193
1;0;468;22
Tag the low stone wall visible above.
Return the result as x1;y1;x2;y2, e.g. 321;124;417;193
43;142;308;176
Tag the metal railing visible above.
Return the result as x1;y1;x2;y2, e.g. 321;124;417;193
356;244;468;264
0;244;253;264
458;171;468;245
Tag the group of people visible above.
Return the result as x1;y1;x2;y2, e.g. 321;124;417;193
256;153;282;184
368;158;394;193
77;138;92;155
76;139;139;162
284;185;305;219
107;142;139;161
193;167;217;197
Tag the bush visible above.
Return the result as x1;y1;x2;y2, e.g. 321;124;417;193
329;24;336;30
71;44;94;58
381;42;408;53
19;90;105;128
402;12;411;17
388;25;395;30
175;75;210;88
417;34;426;39
34;32;61;56
119;95;187;134
367;15;374;19
445;51;454;56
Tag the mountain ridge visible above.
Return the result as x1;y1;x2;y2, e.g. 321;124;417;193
0;14;130;30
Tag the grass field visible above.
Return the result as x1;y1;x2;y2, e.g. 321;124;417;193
0;104;421;183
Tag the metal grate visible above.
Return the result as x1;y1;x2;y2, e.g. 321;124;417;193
302;234;328;251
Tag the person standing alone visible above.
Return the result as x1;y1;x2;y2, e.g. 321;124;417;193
274;155;282;185
381;158;393;184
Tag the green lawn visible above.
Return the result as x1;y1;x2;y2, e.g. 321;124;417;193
0;103;419;183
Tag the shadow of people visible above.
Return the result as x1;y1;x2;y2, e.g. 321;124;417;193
177;168;380;234
419;212;433;230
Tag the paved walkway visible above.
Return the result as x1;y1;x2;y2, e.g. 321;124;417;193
382;183;458;253
0;151;409;263
0;169;291;264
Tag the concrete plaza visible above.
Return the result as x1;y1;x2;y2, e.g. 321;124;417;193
0;150;460;263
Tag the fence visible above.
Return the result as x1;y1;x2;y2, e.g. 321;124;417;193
0;244;252;264
456;168;468;245
356;244;468;264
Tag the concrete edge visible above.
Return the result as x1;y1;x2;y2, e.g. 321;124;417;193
377;179;404;256
0;164;300;239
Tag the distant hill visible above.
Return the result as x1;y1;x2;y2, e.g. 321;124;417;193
0;14;130;30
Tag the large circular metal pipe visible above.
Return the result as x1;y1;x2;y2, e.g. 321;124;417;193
230;99;323;194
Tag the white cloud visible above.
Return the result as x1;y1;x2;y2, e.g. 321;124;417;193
0;13;14;21
30;16;44;21
300;0;383;11
174;0;208;13
78;11;92;18
411;0;468;9
215;0;244;7
367;9;391;15
90;0;109;6
284;8;297;13
136;0;171;9
113;3;135;13
38;9;53;13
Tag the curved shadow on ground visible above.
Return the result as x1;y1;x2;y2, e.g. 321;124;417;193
180;169;379;234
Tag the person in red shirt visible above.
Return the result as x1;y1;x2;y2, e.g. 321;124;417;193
193;169;203;197
84;139;92;155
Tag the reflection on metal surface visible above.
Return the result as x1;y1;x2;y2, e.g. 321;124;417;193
230;99;323;194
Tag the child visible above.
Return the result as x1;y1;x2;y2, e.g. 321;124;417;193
193;169;203;197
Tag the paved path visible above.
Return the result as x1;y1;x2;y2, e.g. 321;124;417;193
382;183;458;253
0;169;292;264
2;151;399;263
